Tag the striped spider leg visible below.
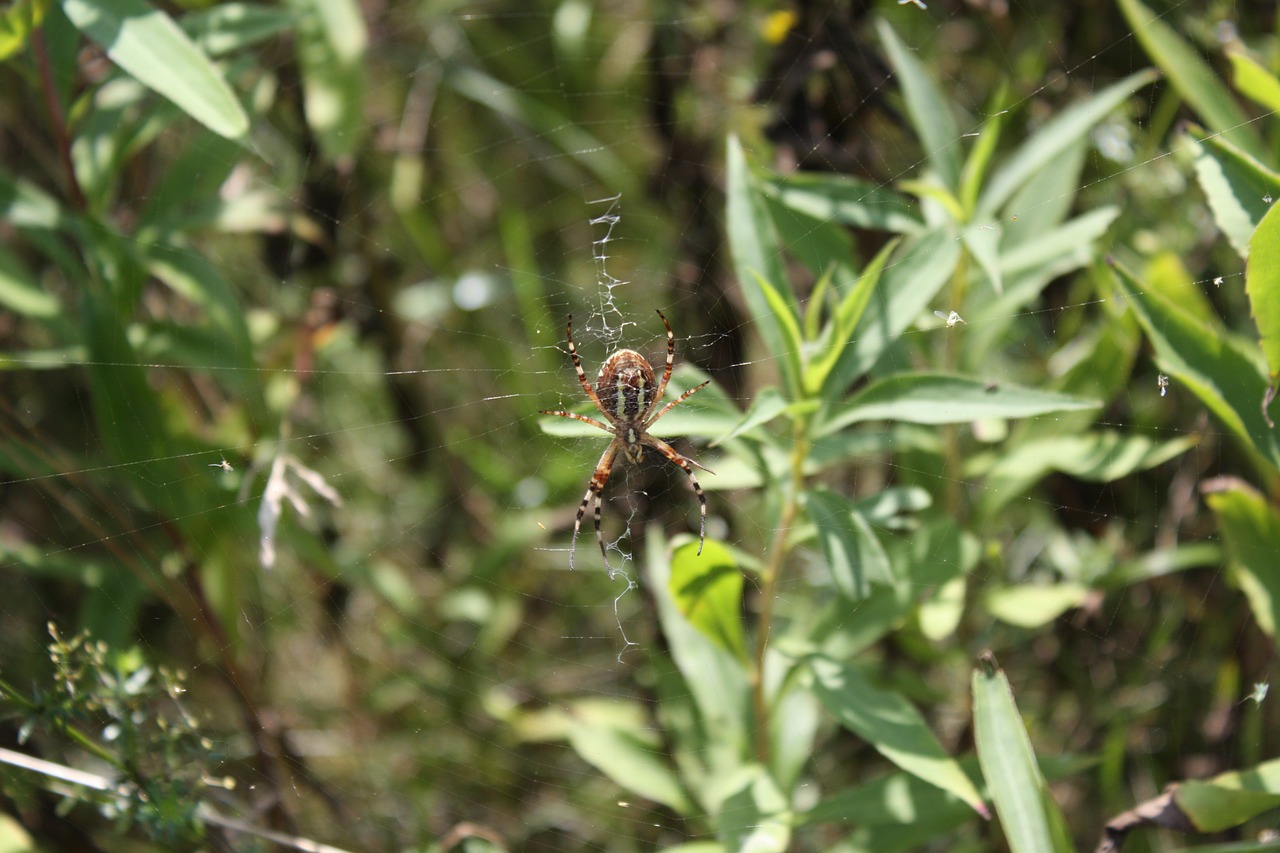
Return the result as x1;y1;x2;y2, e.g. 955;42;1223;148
540;310;710;570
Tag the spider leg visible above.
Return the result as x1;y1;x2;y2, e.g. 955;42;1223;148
539;409;613;434
644;379;710;429
570;441;620;571
651;309;676;413
566;314;606;413
641;434;708;555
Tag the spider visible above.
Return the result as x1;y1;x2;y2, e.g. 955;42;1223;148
541;310;711;570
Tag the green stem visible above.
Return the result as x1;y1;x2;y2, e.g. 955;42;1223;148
751;415;810;765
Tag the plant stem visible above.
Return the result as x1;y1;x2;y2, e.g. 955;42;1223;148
751;415;810;765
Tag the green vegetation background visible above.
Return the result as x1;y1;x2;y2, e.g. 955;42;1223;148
2;0;1280;851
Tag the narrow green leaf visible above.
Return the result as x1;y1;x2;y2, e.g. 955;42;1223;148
180;4;294;57
806;489;894;599
645;530;751;762
984;583;1090;629
962;220;1003;295
799;762;979;829
1189;130;1280;259
447;66;634;195
1174;758;1280;833
972;656;1073;852
821;373;1098;435
999;207;1119;277
959;83;1007;216
61;0;249;139
0;246;58;318
727;136;803;396
288;0;367;161
978;431;1197;516
1247;201;1280;385
567;719;695;815
825;230;959;393
877;20;960;190
806;239;898;395
1204;481;1280;643
717;765;792;853
1100;543;1223;587
0;0;48;61
711;387;789;447
1110;262;1280;473
978;69;1156;217
1118;0;1263;160
761;172;922;234
669;540;747;662
809;653;987;817
1229;50;1280;113
752;271;805;401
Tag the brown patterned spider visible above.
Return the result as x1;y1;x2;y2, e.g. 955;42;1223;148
541;310;711;570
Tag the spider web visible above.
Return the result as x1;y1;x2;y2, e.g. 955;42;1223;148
0;0;1274;850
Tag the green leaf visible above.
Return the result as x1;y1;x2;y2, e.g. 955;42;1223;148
180;3;295;57
972;655;1073;853
0;245;58;318
809;653;987;817
0;0;48;61
1188;130;1280;259
447;66;634;195
821;373;1098;435
805;489;894;599
61;0;249;139
1118;0;1263;161
751;271;805;401
761;171;922;234
646;530;751;764
805;239;898;395
1247;200;1280;386
288;0;367;161
669;540;747;662
799;762;979;831
978;431;1197;516
1110;262;1280;473
1100;543;1223;587
999;207;1119;278
566;715;695;815
1174;758;1280;833
1229;50;1280;113
984;583;1090;629
712;387;789;447
825;230;959;393
727;137;802;397
959;83;1007;216
877;20;960;190
716;765;791;853
962;220;1003;294
1204;481;1280;644
977;69;1156;218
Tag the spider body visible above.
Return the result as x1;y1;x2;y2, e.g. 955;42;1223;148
541;310;710;570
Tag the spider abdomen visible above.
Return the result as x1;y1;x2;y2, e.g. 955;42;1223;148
597;349;658;425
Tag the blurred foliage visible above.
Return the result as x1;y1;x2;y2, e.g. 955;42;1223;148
2;0;1280;851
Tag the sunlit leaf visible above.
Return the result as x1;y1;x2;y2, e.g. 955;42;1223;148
62;0;249;139
1205;480;1280;643
1118;0;1263;160
877;20;960;190
809;653;987;817
821;373;1098;435
669;540;747;662
977;69;1156;217
805;489;894;599
1247;200;1280;386
972;655;1072;852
